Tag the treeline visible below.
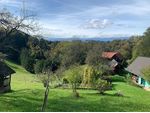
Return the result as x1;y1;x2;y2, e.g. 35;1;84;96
0;27;150;74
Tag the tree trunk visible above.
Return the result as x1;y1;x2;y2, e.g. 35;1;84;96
41;73;50;112
72;83;76;93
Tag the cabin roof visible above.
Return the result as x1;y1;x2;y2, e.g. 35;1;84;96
126;57;150;76
0;61;15;76
109;59;118;67
102;52;120;59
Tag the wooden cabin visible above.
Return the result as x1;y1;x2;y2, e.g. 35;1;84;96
102;52;123;62
102;52;123;73
126;57;150;90
0;61;15;93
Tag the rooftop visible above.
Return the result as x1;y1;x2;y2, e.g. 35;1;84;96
126;56;150;76
0;61;15;76
102;52;120;59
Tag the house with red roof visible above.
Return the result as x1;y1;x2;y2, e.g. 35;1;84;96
102;52;123;62
102;52;124;73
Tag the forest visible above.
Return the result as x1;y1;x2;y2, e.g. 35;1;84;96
0;27;149;74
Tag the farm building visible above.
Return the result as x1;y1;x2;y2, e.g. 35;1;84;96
0;61;15;93
102;52;123;62
102;52;124;73
126;57;150;89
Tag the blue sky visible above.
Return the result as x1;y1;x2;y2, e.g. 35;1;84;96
1;0;150;38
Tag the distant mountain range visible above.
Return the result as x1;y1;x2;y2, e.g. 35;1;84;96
46;37;129;42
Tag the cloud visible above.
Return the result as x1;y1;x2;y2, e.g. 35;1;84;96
117;0;150;16
46;0;150;22
115;23;137;28
81;19;113;29
0;0;22;8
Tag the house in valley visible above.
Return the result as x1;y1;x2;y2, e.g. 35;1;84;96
0;61;15;93
102;52;124;73
126;57;150;89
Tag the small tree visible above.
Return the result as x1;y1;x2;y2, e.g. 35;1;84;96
37;69;53;112
81;64;110;88
36;59;60;112
64;66;82;97
96;78;112;94
81;65;98;88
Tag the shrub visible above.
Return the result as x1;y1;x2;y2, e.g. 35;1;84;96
64;66;82;97
81;66;98;88
110;75;126;82
96;79;112;94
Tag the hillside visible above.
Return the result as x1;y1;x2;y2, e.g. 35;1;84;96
0;61;150;112
6;61;43;90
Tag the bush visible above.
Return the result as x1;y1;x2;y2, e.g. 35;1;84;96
110;75;126;82
96;79;112;94
81;66;98;88
63;66;83;97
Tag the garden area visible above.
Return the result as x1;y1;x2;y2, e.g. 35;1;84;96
0;61;150;112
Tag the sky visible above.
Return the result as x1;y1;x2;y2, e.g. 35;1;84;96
0;0;150;39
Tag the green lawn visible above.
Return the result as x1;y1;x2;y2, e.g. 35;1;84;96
0;61;150;112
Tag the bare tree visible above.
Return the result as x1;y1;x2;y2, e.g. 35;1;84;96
0;1;39;39
37;69;53;112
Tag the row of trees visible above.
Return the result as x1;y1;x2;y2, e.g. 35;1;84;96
18;39;132;74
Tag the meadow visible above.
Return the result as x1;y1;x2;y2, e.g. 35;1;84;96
0;61;150;112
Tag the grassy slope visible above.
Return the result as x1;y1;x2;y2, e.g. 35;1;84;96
0;61;150;111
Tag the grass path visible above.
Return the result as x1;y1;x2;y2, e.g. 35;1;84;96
0;61;150;111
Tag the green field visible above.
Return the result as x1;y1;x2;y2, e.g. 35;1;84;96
0;61;150;112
